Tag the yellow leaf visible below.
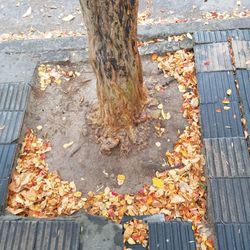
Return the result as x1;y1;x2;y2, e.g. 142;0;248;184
117;174;126;186
152;177;164;188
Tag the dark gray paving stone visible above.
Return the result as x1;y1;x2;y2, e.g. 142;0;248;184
194;43;233;72
0;83;30;111
204;138;250;177
210;178;250;223
0;219;80;250
197;71;238;104
0;178;8;213
149;221;196;250
0;111;24;143
216;223;250;250
0;53;37;83
200;102;243;138
232;40;250;69
194;29;250;44
0;144;17;179
79;215;122;250
236;70;250;139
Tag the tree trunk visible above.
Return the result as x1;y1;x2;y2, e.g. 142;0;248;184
80;0;147;131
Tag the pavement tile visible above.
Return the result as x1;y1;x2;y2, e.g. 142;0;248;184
0;144;17;179
149;221;196;250
236;70;250;141
0;179;8;213
216;223;250;250
79;215;122;250
0;53;37;83
0;83;30;111
194;29;250;44
200;102;243;138
194;43;233;72
204;138;250;177
209;178;250;223
0;111;25;144
197;71;238;104
232;40;250;69
0;219;80;250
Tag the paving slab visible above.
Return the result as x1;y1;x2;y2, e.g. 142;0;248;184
149;221;196;250
194;29;250;44
232;40;250;69
0;53;37;83
0;219;80;250
0;179;8;213
209;178;250;223
0;111;25;144
236;70;250;139
200;102;243;138
216;223;250;250
0;144;17;179
79;215;122;250
197;71;238;104
0;83;30;111
204;138;250;177
194;43;233;72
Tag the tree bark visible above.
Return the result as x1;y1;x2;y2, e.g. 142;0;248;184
80;0;147;131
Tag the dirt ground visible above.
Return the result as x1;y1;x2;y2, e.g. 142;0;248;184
22;56;186;195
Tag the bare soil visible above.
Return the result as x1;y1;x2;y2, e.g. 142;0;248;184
22;56;186;194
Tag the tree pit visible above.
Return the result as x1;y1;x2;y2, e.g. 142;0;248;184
22;56;186;195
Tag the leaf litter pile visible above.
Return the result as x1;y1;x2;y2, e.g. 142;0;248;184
7;50;213;249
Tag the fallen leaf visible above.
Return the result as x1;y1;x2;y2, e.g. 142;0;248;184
226;89;232;96
152;177;164;188
62;14;75;22
117;175;126;186
36;125;43;130
223;106;231;110
222;98;230;104
151;53;158;61
63;141;74;149
186;33;193;39
170;194;185;204
0;125;5;130
22;7;32;18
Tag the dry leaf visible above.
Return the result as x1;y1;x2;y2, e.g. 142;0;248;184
22;7;32;18
226;89;232;96
152;177;164;188
63;141;74;149
62;14;75;22
117;175;126;186
171;194;185;204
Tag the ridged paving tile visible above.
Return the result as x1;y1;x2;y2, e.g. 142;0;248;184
200;102;243;138
197;71;238;104
0;83;30;111
210;178;250;223
232;40;250;69
0;219;81;250
216;223;250;250
0;111;24;143
149;221;196;250
204;138;250;177
194;43;233;72
0;179;8;212
194;29;250;44
0;144;17;179
236;70;250;139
